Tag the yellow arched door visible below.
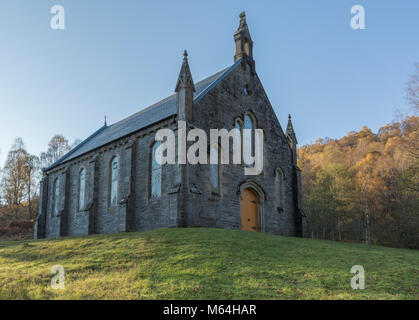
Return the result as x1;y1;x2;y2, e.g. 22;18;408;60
241;188;258;232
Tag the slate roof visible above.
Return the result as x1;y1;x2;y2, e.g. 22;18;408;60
45;59;242;171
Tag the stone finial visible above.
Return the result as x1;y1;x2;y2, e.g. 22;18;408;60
236;11;248;33
286;114;298;144
175;50;195;121
234;12;254;69
175;50;195;93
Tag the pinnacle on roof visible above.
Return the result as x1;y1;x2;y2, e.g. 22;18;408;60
175;50;196;93
286;114;298;144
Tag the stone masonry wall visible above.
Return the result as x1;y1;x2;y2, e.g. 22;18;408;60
186;61;299;236
39;118;179;238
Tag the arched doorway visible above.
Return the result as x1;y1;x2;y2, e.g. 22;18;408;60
241;188;258;232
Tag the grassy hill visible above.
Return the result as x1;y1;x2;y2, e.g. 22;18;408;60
0;228;417;300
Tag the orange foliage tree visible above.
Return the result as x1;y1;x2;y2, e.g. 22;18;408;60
299;117;418;249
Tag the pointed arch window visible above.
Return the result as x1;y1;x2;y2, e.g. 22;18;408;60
210;144;220;193
234;118;243;165
78;168;86;211
235;118;243;145
276;168;285;209
235;118;243;132
109;156;119;207
52;177;60;217
151;142;162;199
244;113;255;152
244;84;252;96
244;113;256;166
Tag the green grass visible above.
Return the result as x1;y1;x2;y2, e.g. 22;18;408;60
0;228;418;299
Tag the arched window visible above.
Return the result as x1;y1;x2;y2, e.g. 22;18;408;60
78;168;86;211
109;156;119;207
276;168;284;209
244;113;255;165
244;84;252;96
210;144;220;193
235;118;243;145
151;142;162;199
52;178;60;217
235;118;243;132
234;118;243;165
244;113;255;151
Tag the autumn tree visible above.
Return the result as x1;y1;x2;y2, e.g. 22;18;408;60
299;117;418;249
39;134;71;168
24;154;40;219
0;138;41;220
406;63;419;112
1;139;29;219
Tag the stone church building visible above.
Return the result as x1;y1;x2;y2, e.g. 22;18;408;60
34;12;304;239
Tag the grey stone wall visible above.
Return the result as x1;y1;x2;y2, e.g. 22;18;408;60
186;61;299;236
132;123;181;232
37;118;178;238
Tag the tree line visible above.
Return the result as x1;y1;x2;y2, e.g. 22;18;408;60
299;64;418;249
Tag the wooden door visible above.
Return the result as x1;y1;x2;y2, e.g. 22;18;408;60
241;188;258;232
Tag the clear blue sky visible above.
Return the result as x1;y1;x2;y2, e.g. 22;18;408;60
0;0;418;167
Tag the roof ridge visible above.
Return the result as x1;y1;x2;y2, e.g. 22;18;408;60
109;66;234;128
110;93;177;128
45;61;242;171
